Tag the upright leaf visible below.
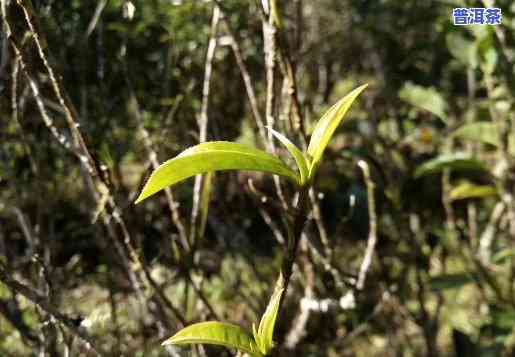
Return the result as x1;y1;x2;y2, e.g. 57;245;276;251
199;172;214;238
307;84;368;178
446;32;478;69
135;141;299;203
399;82;448;122
162;321;263;357
256;274;285;355
266;126;309;185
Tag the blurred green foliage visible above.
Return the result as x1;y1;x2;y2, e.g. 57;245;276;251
1;0;515;356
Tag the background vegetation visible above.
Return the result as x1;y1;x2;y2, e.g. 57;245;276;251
1;0;515;356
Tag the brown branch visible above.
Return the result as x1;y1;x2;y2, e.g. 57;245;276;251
85;0;108;39
7;0;186;330
0;263;104;356
308;188;331;260
125;83;190;251
16;0;98;177
215;2;267;143
285;241;314;349
190;4;220;245
9;45;74;152
280;187;309;299
356;160;378;290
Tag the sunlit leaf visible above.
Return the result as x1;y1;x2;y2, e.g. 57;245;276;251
478;34;498;74
252;323;259;347
162;321;263;357
450;181;497;201
446;32;478;69
414;153;488;178
307;84;367;178
136;141;299;203
256;274;285;354
266;126;309;185
399;82;448;122
453;122;515;155
452;122;499;147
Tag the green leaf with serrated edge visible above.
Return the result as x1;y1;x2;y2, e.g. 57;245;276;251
414;153;488;178
450;181;497;201
135;141;299;203
257;274;285;355
162;321;263;357
307;84;367;179
266;126;309;186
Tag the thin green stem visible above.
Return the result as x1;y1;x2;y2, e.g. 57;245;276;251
270;186;310;348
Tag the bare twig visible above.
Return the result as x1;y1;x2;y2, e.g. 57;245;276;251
215;3;267;143
263;1;277;151
186;273;219;320
247;178;285;244
0;0;9;78
7;1;187;331
285;241;314;348
16;0;98;176
356;160;378;290
190;4;220;244
261;0;290;212
0;263;104;356
258;206;285;245
478;201;505;263
9;46;74;151
125;85;190;250
340;291;389;346
278;187;309;306
308;188;331;259
85;0;108;39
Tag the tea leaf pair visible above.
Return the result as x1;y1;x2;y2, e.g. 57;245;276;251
135;84;367;204
162;277;284;356
135;84;367;355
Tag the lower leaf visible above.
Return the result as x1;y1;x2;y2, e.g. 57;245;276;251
162;321;264;357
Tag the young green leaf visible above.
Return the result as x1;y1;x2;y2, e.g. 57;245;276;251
256;274;285;355
450;181;497;201
135;141;299;203
162;321;264;357
266;126;309;186
307;84;368;179
252;323;259;348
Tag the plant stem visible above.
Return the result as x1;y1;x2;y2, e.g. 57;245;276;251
276;187;310;313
